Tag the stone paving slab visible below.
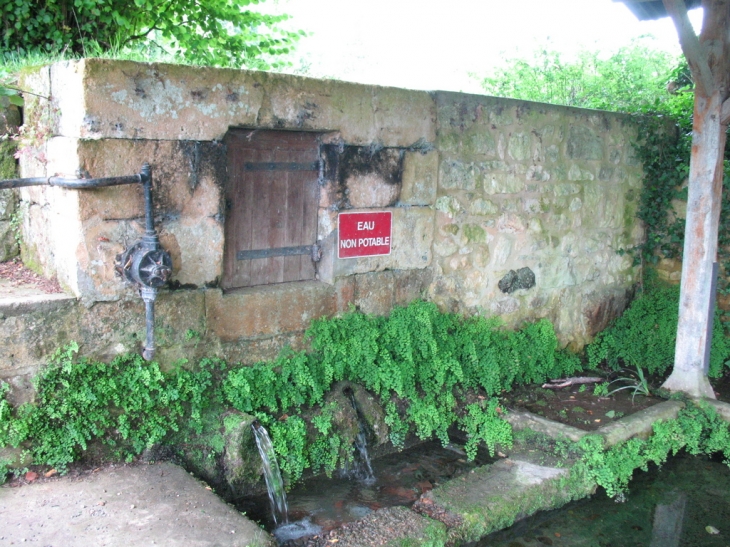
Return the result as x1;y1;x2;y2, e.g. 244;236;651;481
504;409;588;442
0;462;273;547
416;454;595;545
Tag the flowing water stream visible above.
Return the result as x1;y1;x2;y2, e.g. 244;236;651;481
239;438;491;540
252;422;289;526
341;387;376;484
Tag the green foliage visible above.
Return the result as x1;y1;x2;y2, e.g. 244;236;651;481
586;282;730;377
628;60;730;290
476;38;679;112
0;343;219;472
222;300;580;479
460;400;513;460
2;301;582;485
570;401;730;497
607;366;651;401
308;402;342;476
0;70;22;106
593;382;610;397
1;0;303;70
267;415;308;482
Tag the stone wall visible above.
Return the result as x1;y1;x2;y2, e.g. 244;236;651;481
0;98;20;262
1;59;643;398
429;93;643;347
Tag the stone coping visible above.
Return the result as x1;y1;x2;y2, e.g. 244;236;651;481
0;292;76;317
506;400;686;446
507;398;730;448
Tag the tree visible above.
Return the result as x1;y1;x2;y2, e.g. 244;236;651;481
0;0;302;69
476;38;679;112
651;0;730;398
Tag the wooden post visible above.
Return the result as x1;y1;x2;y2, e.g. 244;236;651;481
660;0;730;397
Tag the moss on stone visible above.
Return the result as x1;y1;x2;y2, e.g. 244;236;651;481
0;139;18;180
462;224;486;243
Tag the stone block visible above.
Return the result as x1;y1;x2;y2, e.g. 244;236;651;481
354;271;395;316
0;189;17;220
508;132;531;161
484;173;524;195
400;151;438;205
206;283;337;341
0;294;80;398
440;160;479;191
153;290;207;348
372;85;437;147
598;400;685;447
434;196;464;218
345;173;400;208
44;59;435;147
425;454;594;544
319;206;434;283
0;220;18;261
76;139;223;222
581;288;632;338
463;131;498;157
566;125;604;161
19;185;84;296
393;268;434;306
163;217;223;286
470;198;499;216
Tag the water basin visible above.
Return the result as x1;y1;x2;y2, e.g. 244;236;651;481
480;451;730;547
237;439;492;540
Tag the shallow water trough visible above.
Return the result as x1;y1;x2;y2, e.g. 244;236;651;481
235;398;730;547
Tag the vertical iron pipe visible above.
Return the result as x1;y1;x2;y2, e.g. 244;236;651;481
141;163;155;236
141;287;156;361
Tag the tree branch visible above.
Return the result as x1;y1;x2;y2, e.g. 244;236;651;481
662;0;714;96
541;377;604;389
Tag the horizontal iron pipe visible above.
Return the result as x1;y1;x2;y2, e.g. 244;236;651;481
0;174;142;190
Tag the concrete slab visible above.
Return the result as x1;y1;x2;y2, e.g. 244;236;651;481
0;462;273;547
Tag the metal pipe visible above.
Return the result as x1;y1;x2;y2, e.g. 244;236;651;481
0;174;142;190
140;163;155;236
141;287;157;361
1;164;171;363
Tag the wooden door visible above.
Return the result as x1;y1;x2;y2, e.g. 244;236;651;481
222;130;320;290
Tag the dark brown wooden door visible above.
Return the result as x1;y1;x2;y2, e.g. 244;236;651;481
222;130;320;290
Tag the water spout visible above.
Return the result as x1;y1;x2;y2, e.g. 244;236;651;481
343;387;376;484
252;422;289;526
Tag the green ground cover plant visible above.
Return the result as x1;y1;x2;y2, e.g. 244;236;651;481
2;297;730;498
0;342;220;474
565;400;730;498
586;279;730;377
0;300;579;483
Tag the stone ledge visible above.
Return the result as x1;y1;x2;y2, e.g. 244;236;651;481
694;398;730;422
505;400;687;448
596;400;685;447
504;408;588;442
0;293;76;318
420;452;595;544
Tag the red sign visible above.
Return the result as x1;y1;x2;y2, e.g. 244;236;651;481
338;211;392;259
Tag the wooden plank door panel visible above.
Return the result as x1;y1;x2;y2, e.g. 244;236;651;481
223;130;320;290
